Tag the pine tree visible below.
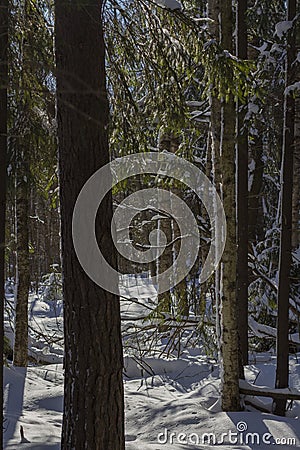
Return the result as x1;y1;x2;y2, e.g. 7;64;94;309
55;1;125;447
292;9;300;250
219;0;242;411
0;0;8;445
274;0;297;416
13;147;30;367
208;0;222;366
236;0;249;368
12;0;46;367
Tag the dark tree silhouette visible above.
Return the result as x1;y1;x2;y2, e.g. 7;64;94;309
236;0;249;368
55;1;125;447
0;0;8;447
274;0;297;417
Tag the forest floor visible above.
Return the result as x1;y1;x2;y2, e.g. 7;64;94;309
3;275;300;449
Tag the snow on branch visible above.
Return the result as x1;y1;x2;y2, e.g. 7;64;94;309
152;0;182;10
249;316;300;345
239;379;300;401
275;20;294;39
285;81;300;95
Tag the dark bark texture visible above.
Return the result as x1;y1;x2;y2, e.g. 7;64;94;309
157;133;173;313
292;16;300;249
208;0;222;360
219;0;242;411
55;1;125;448
274;0;296;417
0;0;8;446
248;134;264;243
13;157;30;367
236;0;249;367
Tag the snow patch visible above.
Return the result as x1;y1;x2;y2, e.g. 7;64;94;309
152;0;182;10
275;20;293;39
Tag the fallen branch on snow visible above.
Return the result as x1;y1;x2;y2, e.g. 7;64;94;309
239;379;300;401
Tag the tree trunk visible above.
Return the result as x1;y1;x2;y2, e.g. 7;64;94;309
173;219;189;317
236;0;249;367
55;1;125;448
292;21;300;250
220;0;241;411
13;0;33;369
292;98;300;249
274;0;296;416
13;156;30;367
169;134;189;317
248;132;264;243
208;0;222;363
157;132;173;314
0;0;8;446
247;41;264;244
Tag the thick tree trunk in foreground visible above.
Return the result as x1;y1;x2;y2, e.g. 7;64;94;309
274;0;296;417
13;159;30;367
236;0;249;368
0;0;8;446
220;0;241;411
13;0;34;369
55;1;125;448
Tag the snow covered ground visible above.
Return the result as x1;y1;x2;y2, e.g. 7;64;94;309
3;274;300;449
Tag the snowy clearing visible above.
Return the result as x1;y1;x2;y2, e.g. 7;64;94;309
3;276;300;449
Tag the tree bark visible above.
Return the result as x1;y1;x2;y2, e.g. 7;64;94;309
13;0;35;369
13;156;30;367
208;0;222;364
274;0;296;417
219;0;241;411
236;0;249;367
55;1;125;448
292;98;300;249
248;133;264;243
0;0;8;446
157;132;173;314
292;18;300;250
292;100;300;249
169;133;189;317
173;218;189;317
